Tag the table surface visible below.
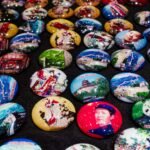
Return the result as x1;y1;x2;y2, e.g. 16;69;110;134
0;1;150;150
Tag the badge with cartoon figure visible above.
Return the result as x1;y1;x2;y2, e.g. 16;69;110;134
70;73;109;103
77;102;122;138
111;73;150;103
50;30;81;51
132;99;150;129
30;68;68;97
115;30;147;51
66;143;100;150
32;96;76;131
84;31;115;51
0;138;42;150
0;103;26;136
114;128;150;150
102;2;128;20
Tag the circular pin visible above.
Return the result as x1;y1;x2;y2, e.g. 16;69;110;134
114;128;150;150
84;31;115;51
50;30;81;51
30;68;68;97
132;99;150;129
76;49;110;71
77;102;122;138
52;0;75;7
111;73;150;103
0;138;42;150
25;0;48;8
39;48;72;69
0;52;30;74
32;96;76;131
0;102;26;136
76;0;101;6
0;75;18;104
115;30;147;51
111;49;145;72
70;73;109;103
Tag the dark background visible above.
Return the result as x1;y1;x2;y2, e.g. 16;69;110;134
0;1;150;150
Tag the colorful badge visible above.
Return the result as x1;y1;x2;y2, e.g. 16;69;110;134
104;19;133;35
70;73;109;103
74;6;100;19
76;0;101;6
1;0;25;8
0;138;42;150
22;7;47;21
143;28;150;41
30;68;68;97
19;20;45;35
115;30;147;51
0;103;26;136
48;6;74;19
135;11;150;27
84;31;115;51
0;75;18;104
75;18;102;34
39;48;72;69
114;128;150;150
76;49;110;71
32;96;76;131
0;9;19;22
50;30;81;51
102;2;128;20
128;0;149;6
111;73;150;103
10;33;41;53
132;99;150;129
111;49;145;72
77;102;122;138
46;19;74;34
52;0;75;7
66;143;100;150
25;0;48;8
0;52;30;74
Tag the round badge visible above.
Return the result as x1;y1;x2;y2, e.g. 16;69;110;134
77;102;122;138
132;99;150;129
0;52;30;74
70;73;109;103
0;22;18;38
22;7;47;21
143;28;150;41
104;19;133;35
0;35;9;52
76;49;111;71
76;0;101;6
0;75;18;104
25;0;48;8
0;138;42;150
48;6;74;19
75;18;102;34
102;0;129;4
111;73;150;103
0;102;26;136
74;6;100;19
10;33;41;53
32;96;76;131
0;9;19;22
135;11;150;27
1;0;25;8
84;31;115;51
30;68;68;97
50;30;81;51
19;20;45;35
114;128;150;150
111;49;145;72
52;0;75;7
46;19;74;34
39;48;72;69
66;143;100;150
102;2;128;20
128;0;149;6
115;30;147;51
